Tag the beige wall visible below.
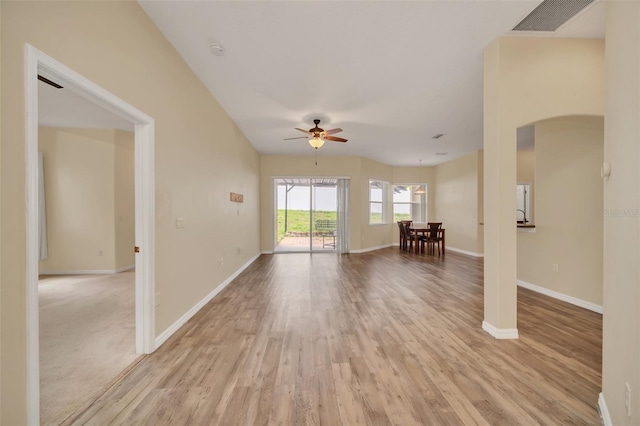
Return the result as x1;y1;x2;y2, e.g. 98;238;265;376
38;128;134;273
432;151;483;255
1;2;260;423
517;116;603;306
476;151;484;254
114;129;135;270
260;155;405;252
517;150;536;224
483;37;604;331
603;2;640;423
259;156;437;252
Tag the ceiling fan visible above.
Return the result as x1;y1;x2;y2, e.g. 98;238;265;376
284;119;347;149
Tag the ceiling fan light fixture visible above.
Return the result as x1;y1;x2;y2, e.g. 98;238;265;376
309;136;325;149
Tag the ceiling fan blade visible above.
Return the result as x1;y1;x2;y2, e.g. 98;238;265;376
324;128;343;135
294;128;311;135
284;136;309;140
325;136;348;143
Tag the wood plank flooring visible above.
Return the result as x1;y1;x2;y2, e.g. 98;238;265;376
70;249;602;425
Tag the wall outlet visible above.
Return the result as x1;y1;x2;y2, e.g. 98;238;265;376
626;382;631;417
98;249;103;256
176;217;184;229
552;264;559;272
237;247;243;255
155;292;160;307
218;257;224;267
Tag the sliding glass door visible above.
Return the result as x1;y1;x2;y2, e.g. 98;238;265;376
274;178;348;253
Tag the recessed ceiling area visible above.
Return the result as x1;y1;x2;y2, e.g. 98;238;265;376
38;79;133;131
138;0;604;166
517;126;536;152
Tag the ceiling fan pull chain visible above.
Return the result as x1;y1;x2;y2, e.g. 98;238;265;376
315;149;318;166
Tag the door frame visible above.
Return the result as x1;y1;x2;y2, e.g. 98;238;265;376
25;44;156;424
272;176;347;253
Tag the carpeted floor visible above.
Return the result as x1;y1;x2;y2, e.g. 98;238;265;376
39;270;137;425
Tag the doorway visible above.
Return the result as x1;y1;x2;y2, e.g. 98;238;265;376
25;45;156;424
36;124;136;424
273;178;349;253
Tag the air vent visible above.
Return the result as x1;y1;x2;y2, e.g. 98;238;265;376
37;75;63;89
435;152;448;156
513;0;594;32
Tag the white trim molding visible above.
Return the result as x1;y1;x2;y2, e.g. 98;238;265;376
446;246;484;258
25;44;156;425
155;253;261;349
598;393;612;426
350;244;393;254
517;280;603;314
517;227;536;233
482;321;519;339
116;264;136;273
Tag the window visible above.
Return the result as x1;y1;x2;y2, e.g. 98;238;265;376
369;180;387;224
516;183;531;224
393;184;427;223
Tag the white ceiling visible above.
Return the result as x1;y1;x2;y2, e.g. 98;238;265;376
138;0;603;166
38;79;133;131
39;1;603;166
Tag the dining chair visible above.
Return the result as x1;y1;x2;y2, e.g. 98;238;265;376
397;221;407;250
425;222;443;255
402;221;415;252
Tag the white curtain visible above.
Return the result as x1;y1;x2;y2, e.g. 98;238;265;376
39;152;48;260
336;178;350;254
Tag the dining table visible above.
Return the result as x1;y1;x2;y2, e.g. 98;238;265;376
409;223;446;255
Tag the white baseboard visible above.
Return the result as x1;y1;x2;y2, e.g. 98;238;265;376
350;244;392;254
116;264;135;273
446;246;484;258
155;253;261;349
261;251;273;255
40;264;135;275
482;321;519;339
598;392;612;426
517;280;603;314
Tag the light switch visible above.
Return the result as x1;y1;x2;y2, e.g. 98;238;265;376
176;217;184;229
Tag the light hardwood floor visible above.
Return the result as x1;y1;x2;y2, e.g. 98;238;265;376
70;249;602;425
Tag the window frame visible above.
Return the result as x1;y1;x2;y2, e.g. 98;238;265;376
368;179;388;225
392;183;427;223
516;182;532;224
